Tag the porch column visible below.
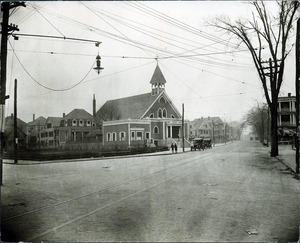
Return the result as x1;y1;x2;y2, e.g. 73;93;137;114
170;125;173;138
163;122;165;140
128;123;130;146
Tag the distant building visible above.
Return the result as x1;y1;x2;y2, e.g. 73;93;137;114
97;65;189;149
40;117;62;147
277;93;296;138
190;116;225;142
58;109;97;145
27;115;46;147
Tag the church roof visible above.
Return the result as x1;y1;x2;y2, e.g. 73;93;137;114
98;92;160;120
150;65;167;84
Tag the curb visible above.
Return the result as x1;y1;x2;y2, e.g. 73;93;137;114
3;149;187;165
275;156;299;180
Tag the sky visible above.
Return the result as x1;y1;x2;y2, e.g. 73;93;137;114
3;1;298;123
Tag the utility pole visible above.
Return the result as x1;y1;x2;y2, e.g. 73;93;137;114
182;103;185;152
295;18;299;175
14;79;18;164
212;120;215;147
0;2;25;185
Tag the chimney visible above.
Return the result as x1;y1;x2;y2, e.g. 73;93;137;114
288;93;291;97
33;114;35;121
93;94;96;117
63;113;65;117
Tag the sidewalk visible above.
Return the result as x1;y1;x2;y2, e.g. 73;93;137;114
277;144;297;173
3;143;230;165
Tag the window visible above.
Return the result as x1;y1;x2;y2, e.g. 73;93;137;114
281;115;290;123
92;122;96;127
153;126;159;134
119;132;126;141
47;123;52;128
281;102;290;109
131;131;135;140
72;120;77;126
136;131;143;140
49;131;54;137
158;108;162;118
79;120;84;127
112;132;117;141
149;113;154;118
159;97;166;103
145;132;150;139
106;133;111;142
87;120;91;126
162;108;167;118
171;114;175;118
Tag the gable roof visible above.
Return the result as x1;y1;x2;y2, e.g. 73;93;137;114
64;109;94;120
4;116;28;140
98;92;159;120
45;117;62;127
150;65;167;84
192;117;223;130
27;116;46;126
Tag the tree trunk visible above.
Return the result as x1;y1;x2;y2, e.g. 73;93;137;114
270;102;278;157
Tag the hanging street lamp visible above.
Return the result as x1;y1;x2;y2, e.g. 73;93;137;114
93;54;104;75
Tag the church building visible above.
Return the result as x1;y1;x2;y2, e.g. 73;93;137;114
97;65;189;149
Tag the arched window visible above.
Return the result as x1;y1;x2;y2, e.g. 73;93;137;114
171;114;175;118
149;113;154;118
119;132;126;141
157;108;162;118
153;126;159;134
112;132;117;141
159;97;166;103
162;108;167;118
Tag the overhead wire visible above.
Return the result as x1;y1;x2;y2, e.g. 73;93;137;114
34;2;251;69
86;4;251;69
125;1;239;50
80;2;155;60
30;3;65;37
9;40;95;92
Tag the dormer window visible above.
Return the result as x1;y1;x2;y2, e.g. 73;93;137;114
87;120;91;126
79;120;84;127
72;119;77;126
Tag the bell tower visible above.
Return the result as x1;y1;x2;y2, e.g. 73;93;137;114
150;65;167;96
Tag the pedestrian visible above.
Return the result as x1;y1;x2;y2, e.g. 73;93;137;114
174;143;178;153
171;143;174;153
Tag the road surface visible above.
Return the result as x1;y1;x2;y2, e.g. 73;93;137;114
1;140;299;242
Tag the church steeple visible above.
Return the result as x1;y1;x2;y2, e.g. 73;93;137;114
150;65;166;96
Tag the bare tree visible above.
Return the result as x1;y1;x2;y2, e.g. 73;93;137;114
96;102;121;125
211;1;299;156
245;102;269;145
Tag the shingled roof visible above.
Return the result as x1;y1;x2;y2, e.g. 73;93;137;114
64;109;94;120
150;65;166;84
45;117;62;127
192;117;223;130
98;92;160;120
